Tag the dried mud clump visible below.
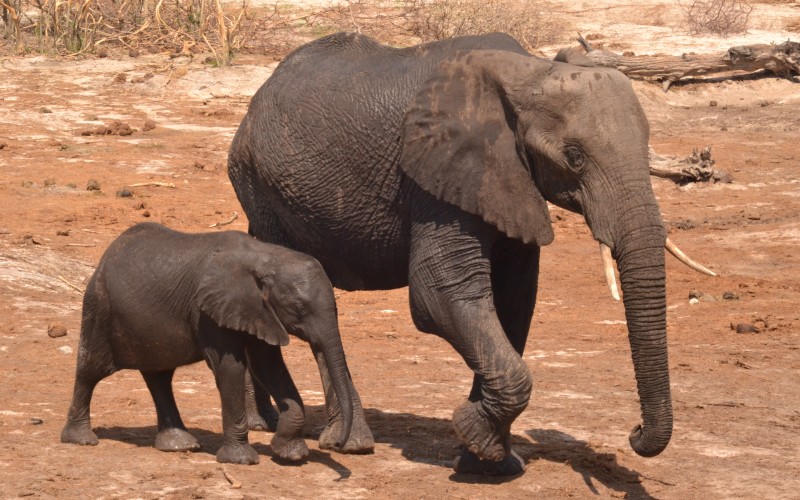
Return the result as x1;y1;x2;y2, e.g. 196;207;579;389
79;120;134;137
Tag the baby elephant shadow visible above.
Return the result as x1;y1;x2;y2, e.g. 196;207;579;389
93;424;351;479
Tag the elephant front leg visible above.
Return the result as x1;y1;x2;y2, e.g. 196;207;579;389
202;328;259;465
313;348;374;454
408;212;531;476
247;343;309;462
141;370;200;452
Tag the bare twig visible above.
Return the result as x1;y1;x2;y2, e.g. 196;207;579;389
209;212;238;228
220;466;242;489
128;182;176;188
58;275;84;293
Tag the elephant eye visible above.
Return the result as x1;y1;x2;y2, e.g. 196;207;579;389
564;146;585;172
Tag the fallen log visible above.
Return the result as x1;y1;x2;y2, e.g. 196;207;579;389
560;35;800;91
649;146;732;184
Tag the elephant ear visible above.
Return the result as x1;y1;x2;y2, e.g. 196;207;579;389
197;252;290;346
400;50;554;246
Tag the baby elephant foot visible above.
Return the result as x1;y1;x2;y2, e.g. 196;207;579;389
61;423;98;446
154;428;200;452
216;443;260;465
270;434;309;463
453;448;525;476
319;419;375;454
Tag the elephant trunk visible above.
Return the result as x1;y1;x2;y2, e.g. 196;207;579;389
318;335;354;449
614;219;673;457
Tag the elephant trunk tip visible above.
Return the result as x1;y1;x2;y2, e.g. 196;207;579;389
628;423;671;458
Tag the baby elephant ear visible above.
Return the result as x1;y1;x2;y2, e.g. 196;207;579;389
401;50;554;246
197;252;290;346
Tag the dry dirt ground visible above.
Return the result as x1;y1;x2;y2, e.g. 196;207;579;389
1;2;799;499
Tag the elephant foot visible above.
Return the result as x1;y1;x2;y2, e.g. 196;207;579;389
271;434;309;463
60;423;98;446
453;448;525;476
452;400;506;461
154;428;201;452
319;418;374;454
216;443;260;465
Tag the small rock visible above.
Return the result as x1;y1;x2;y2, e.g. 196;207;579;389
113;73;127;84
56;229;70;236
116;187;133;198
86;179;101;191
622;50;635;57
142;119;156;132
0;142;8;150
722;291;739;300
48;322;68;338
732;323;759;334
143;72;154;79
129;48;140;58
40;107;52;114
43;178;56;187
58;345;73;355
142;210;151;218
21;180;35;188
23;234;44;245
134;201;147;210
97;48;109;58
689;297;699;305
709;100;718;107
30;418;44;425
689;290;715;302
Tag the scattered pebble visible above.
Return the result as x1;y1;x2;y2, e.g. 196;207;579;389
722;291;739;300
56;229;70;236
86;179;101;191
142;210;151;218
23;234;44;245
129;49;140;58
0;142;7;150
97;48;109;58
43;178;56;187
40;107;52;114
113;73;127;84
58;346;73;355
48;322;68;338
116;187;133;198
21;180;35;188
142;119;156;132
709;100;718;107
689;290;715;303
30;418;44;425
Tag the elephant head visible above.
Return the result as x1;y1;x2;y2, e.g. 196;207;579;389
197;250;354;449
401;50;676;457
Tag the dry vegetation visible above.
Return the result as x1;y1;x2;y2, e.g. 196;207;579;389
0;0;568;60
680;0;754;36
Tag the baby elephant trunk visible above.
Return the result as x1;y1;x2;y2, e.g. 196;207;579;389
318;336;354;448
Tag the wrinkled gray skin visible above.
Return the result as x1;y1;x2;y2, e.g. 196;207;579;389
60;222;353;465
229;32;672;475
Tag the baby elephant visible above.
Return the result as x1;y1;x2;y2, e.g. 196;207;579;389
61;222;353;465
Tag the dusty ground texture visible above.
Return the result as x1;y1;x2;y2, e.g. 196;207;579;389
1;1;799;498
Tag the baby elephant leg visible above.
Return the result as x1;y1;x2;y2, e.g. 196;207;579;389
245;370;279;432
141;369;200;452
202;328;259;465
247;343;308;463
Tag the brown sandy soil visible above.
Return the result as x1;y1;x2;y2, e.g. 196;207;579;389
1;2;799;498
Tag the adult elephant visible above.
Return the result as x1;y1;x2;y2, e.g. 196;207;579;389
229;32;711;475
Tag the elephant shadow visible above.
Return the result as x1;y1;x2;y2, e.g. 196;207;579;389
94;423;352;479
304;406;656;497
95;407;654;496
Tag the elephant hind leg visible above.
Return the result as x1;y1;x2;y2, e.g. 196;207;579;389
141;369;200;452
244;370;279;432
61;315;117;446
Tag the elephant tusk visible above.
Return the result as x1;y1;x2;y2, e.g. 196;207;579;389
600;243;621;301
665;238;717;276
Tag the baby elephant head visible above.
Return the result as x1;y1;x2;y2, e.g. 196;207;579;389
196;250;290;347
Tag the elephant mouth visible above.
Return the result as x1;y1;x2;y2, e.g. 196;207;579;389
598;238;716;301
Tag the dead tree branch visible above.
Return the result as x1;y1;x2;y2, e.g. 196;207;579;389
572;35;800;91
649;147;731;184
